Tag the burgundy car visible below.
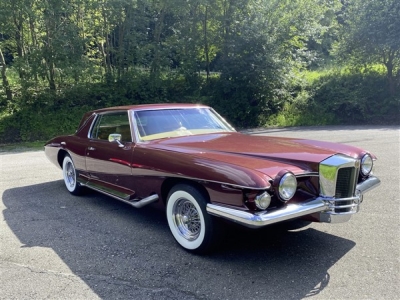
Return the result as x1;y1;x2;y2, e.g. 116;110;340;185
45;104;380;253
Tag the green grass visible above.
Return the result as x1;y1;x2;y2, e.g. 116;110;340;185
0;141;45;153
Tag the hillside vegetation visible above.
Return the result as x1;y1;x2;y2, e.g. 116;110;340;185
0;0;399;143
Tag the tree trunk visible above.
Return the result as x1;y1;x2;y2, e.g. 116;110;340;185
150;8;166;80
118;22;126;80
28;14;39;82
48;62;56;91
13;14;24;57
102;5;113;78
384;49;396;96
222;0;234;62
44;27;56;91
0;48;13;102
203;5;210;80
13;12;25;79
98;41;108;74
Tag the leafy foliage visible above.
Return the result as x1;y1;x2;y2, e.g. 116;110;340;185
336;0;400;95
267;67;399;127
0;0;398;143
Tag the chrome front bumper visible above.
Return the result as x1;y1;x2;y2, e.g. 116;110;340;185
206;176;380;228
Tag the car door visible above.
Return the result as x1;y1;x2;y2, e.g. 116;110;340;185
85;111;136;200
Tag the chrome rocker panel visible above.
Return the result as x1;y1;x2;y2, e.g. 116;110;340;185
206;176;380;229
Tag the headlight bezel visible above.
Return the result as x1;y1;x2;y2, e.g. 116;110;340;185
360;153;373;176
254;191;272;210
274;171;298;202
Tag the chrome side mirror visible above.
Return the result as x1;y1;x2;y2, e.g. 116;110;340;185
108;133;124;148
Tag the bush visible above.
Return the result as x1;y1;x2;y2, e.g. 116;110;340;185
0;74;215;143
266;67;399;126
1;66;398;144
311;69;398;124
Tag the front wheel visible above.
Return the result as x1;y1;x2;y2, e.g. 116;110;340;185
166;184;218;254
62;155;82;195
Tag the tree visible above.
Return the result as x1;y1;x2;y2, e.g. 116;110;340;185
0;47;13;102
211;0;340;126
339;0;400;95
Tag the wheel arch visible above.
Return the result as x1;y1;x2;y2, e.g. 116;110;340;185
57;149;69;168
161;178;210;206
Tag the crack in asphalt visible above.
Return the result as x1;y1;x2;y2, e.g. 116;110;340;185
1;260;202;299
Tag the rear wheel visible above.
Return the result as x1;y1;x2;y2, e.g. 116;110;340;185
62;155;82;195
166;184;218;254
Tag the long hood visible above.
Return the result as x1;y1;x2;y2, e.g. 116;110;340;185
148;132;366;177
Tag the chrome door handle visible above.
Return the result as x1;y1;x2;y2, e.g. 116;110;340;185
88;147;96;151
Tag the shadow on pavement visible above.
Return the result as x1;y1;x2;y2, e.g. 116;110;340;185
3;180;355;299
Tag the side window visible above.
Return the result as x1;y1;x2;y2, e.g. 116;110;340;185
90;112;132;142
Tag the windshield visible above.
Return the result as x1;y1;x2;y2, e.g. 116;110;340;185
133;108;235;141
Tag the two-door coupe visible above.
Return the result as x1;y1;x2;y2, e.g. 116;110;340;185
45;104;380;253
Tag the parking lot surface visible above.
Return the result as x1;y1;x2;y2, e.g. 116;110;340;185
1;125;399;299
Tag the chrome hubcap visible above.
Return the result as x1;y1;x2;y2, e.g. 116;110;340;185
173;198;201;241
65;162;75;187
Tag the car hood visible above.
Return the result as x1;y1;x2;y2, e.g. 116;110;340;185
148;132;366;177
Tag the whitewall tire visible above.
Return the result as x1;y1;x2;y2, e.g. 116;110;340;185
62;155;82;195
166;184;217;253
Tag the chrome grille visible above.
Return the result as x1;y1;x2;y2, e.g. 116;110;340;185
320;155;360;215
335;167;355;198
335;167;357;213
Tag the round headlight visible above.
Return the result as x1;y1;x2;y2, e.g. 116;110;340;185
255;192;271;210
360;154;373;176
278;173;297;201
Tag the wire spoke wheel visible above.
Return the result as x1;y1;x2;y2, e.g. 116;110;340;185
173;198;201;241
65;161;76;188
166;184;219;254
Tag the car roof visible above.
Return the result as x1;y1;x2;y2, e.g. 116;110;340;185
92;103;210;114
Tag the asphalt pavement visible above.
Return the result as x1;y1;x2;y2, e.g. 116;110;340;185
0;125;399;299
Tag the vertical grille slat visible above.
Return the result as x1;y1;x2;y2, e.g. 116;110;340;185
335;167;354;198
334;167;356;213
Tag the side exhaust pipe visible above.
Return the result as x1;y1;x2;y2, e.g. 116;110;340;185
126;194;159;208
82;181;159;208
